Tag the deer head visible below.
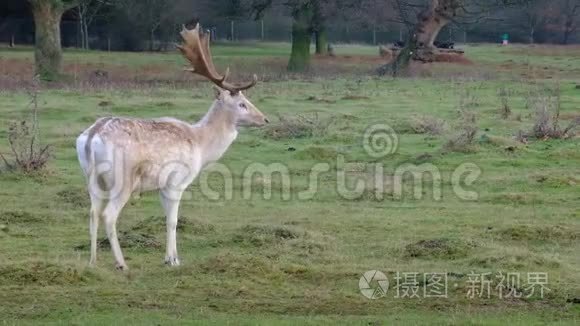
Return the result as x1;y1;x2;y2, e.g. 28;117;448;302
177;24;268;127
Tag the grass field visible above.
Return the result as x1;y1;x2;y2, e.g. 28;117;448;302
0;43;579;325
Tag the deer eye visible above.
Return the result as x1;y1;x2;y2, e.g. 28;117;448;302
239;103;247;110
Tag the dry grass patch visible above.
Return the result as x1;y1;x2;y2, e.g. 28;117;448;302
232;224;333;256
263;113;334;140
197;253;283;279
56;187;89;208
405;238;477;259
469;252;561;269
479;134;523;152
486;192;542;205
294;146;338;161
0;211;43;224
75;231;161;251
232;224;301;247
495;225;578;242
132;215;215;235
0;261;100;286
410;115;447;135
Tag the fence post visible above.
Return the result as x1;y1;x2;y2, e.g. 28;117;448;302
463;30;467;44
261;20;265;41
230;20;235;41
372;27;377;45
345;24;350;42
399;27;403;42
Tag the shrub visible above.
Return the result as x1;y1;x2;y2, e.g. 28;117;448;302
497;86;512;119
444;109;478;152
410;115;447;135
0;80;51;173
520;84;580;140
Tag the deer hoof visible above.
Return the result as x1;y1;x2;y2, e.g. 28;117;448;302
165;257;180;266
115;263;129;271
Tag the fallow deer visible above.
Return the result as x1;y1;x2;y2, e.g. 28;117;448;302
76;24;268;270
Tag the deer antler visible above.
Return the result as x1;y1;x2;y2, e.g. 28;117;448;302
177;24;257;94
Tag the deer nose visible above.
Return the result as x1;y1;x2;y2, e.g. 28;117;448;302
264;118;270;124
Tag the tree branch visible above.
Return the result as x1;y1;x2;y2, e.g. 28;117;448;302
62;0;81;11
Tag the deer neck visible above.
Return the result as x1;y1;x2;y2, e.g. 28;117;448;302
194;101;238;165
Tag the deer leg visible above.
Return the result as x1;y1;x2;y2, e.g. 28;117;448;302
102;191;131;271
160;190;183;266
89;195;105;267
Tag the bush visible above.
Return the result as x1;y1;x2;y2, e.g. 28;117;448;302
410;115;447;135
520;85;580;141
0;82;51;173
497;86;512;119
444;109;478;152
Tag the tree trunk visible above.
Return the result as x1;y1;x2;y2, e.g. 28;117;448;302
287;5;313;72
150;29;155;52
562;18;572;44
83;18;89;49
376;0;457;76
415;3;451;49
78;6;85;49
312;2;327;56
31;2;64;81
377;34;418;76
563;29;570;45
315;28;328;55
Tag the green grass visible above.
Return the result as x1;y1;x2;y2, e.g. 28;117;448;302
0;42;376;68
0;43;579;324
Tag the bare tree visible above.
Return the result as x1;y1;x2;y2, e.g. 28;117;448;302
556;0;580;44
112;0;182;51
77;0;111;49
518;0;553;43
143;0;171;51
247;0;356;71
377;0;532;76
